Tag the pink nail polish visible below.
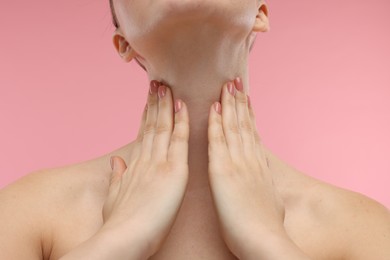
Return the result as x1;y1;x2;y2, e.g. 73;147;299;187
234;77;244;92
174;100;182;113
227;82;236;96
214;102;222;114
158;85;166;99
150;80;160;95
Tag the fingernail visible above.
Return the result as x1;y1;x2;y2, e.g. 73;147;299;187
247;95;251;108
174;99;182;113
110;156;114;170
214;102;222;114
234;77;244;92
227;82;236;96
158;85;166;99
150;80;160;95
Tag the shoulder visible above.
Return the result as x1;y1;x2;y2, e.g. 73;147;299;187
262;146;389;258
0;157;112;259
0;157;112;207
306;180;390;259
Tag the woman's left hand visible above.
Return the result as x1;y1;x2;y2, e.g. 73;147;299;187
207;78;288;259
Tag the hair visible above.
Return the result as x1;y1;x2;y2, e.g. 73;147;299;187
109;0;119;28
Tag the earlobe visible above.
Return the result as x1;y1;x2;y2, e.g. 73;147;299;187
252;4;270;33
112;32;136;63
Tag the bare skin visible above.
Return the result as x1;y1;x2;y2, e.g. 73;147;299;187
1;81;389;259
0;0;389;259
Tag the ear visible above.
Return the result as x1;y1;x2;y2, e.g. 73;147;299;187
112;31;137;63
252;3;270;32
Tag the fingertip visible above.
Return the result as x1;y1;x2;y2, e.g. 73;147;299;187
174;99;189;124
149;80;160;95
227;82;236;97
213;102;222;115
111;156;128;172
178;99;189;114
234;77;244;92
174;99;182;113
157;85;167;99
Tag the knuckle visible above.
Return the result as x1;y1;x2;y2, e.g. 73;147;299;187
175;119;189;130
155;124;171;134
171;132;188;143
176;118;189;127
211;133;226;144
239;119;253;132
176;114;189;124
158;98;169;109
226;97;235;106
143;123;155;135
227;124;240;134
215;113;222;122
235;94;247;104
210;115;222;125
147;98;158;107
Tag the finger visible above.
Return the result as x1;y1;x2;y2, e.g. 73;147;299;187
233;77;255;156
140;80;160;161
167;99;190;165
132;102;149;161
247;98;268;164
152;85;174;161
208;101;230;173
221;81;244;162
136;101;148;141
104;156;128;221
108;156;128;195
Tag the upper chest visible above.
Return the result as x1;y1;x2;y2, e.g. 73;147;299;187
48;176;344;260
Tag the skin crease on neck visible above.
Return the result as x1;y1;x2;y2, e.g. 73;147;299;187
108;0;294;197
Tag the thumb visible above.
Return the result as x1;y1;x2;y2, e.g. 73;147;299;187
109;156;128;186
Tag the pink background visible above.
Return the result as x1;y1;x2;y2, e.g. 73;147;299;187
0;1;389;208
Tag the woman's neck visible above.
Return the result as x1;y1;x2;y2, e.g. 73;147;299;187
139;32;252;191
140;23;252;145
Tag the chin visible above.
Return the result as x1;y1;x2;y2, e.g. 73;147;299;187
120;0;256;62
119;0;256;37
156;0;253;17
149;0;256;32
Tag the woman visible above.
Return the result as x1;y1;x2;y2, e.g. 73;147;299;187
0;0;389;259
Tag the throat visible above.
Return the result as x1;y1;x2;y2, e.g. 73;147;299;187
129;14;256;192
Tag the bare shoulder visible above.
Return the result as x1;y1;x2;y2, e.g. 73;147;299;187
0;157;112;207
302;178;390;259
264;146;390;258
0;155;113;259
319;184;390;260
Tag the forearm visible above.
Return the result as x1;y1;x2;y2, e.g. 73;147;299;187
59;228;150;260
240;231;312;260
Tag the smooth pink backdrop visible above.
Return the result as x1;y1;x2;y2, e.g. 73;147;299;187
1;1;389;208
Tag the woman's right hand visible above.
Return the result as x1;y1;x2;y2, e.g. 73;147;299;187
102;80;190;259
